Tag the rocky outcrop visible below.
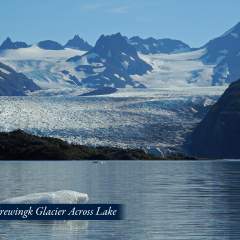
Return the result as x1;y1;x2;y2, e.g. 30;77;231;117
0;130;160;160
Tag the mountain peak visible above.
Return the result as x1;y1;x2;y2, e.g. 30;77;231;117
64;35;92;51
0;37;18;50
220;22;240;38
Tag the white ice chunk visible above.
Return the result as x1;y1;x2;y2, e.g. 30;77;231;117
0;68;11;75
1;190;89;204
122;53;127;56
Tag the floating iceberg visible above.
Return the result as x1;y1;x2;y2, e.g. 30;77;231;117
1;190;89;204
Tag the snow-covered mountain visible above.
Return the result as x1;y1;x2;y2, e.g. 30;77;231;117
64;35;92;51
199;22;240;86
66;32;153;88
1;22;240;88
126;36;191;55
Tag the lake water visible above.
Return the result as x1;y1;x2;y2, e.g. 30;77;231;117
0;160;240;239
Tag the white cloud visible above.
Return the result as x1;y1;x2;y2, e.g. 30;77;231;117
81;2;110;10
106;6;128;14
135;17;148;22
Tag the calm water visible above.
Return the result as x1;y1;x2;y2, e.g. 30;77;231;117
0;160;240;239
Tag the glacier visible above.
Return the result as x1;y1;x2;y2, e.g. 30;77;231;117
0;87;226;156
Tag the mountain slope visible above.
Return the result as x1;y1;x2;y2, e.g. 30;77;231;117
190;79;240;158
199;22;240;86
0;62;41;95
127;36;191;54
64;35;92;51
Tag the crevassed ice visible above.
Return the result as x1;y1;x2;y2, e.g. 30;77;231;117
1;190;89;204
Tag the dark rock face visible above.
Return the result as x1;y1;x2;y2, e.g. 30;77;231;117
0;62;41;96
79;87;117;96
190;79;240;159
127;36;191;55
66;33;152;88
0;37;18;50
37;40;64;50
64;35;92;51
15;41;28;48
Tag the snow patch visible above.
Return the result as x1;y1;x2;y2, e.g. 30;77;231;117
231;32;239;38
121;61;129;70
93;67;106;73
107;50;111;57
126;39;138;45
219;49;228;54
0;44;86;61
214;63;229;78
0;68;11;75
102;76;110;81
122;53;127;56
130;56;135;61
100;58;106;62
143;44;149;50
65;46;80;50
153;43;158;47
87;53;99;59
114;74;120;78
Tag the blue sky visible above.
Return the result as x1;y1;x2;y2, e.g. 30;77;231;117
1;0;240;48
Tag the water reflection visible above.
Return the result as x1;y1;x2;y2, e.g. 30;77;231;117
0;161;240;239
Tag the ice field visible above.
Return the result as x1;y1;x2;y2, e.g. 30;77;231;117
0;87;226;156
